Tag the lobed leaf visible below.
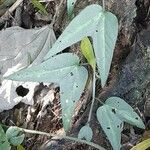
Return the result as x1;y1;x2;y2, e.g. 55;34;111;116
6;53;88;131
105;97;145;129
96;97;145;150
44;4;118;87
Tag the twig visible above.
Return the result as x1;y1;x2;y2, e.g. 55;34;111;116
0;0;23;24
50;0;66;27
87;70;96;123
19;127;106;150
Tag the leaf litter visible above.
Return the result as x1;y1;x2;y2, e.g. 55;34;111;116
0;25;56;112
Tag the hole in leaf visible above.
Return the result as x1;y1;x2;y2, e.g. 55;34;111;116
135;117;138;120
76;85;78;88
117;125;119;128
70;72;73;76
59;40;61;42
107;127;110;129
72;2;74;5
16;85;29;97
96;30;98;32
112;108;116;114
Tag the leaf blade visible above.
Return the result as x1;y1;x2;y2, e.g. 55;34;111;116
5;53;80;83
93;12;118;87
105;97;145;129
44;4;103;60
96;105;122;150
67;0;77;17
31;0;48;15
60;66;88;131
78;124;93;142
80;37;96;70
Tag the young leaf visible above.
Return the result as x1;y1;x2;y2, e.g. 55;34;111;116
131;138;150;150
6;126;25;146
17;145;25;150
44;4;118;87
31;0;48;15
105;97;145;129
80;37;96;70
6;53;88;131
97;105;123;150
67;0;77;17
78;124;93;142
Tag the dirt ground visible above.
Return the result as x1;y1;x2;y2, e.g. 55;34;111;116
0;0;150;150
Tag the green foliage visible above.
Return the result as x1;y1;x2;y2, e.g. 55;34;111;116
78;124;93;142
67;0;77;17
6;53;88;131
6;126;25;146
31;0;48;15
80;37;96;70
0;125;24;150
44;4;118;87
96;97;145;150
0;125;11;150
5;4;145;150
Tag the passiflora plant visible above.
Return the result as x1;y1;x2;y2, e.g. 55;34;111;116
6;4;145;150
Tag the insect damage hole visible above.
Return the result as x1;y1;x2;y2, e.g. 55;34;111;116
16;85;29;97
112;108;116;114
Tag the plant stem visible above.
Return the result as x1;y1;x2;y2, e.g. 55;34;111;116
18;127;106;150
102;0;105;11
87;70;96;123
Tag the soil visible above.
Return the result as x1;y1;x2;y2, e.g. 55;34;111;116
0;0;150;150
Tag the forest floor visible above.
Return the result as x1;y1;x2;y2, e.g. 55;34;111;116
0;0;150;150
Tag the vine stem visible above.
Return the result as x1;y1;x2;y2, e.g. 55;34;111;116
87;70;96;123
18;127;106;150
102;0;105;11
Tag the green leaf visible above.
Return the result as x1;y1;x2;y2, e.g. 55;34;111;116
105;97;145;129
131;138;150;150
5;53;80;83
31;0;48;15
6;53;88;131
44;4;118;87
67;0;77;17
0;141;11;150
17;145;25;150
80;37;96;70
0;125;11;150
97;105;123;150
78;124;93;142
96;97;145;150
60;66;88;131
92;12;118;87
6;126;25;146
